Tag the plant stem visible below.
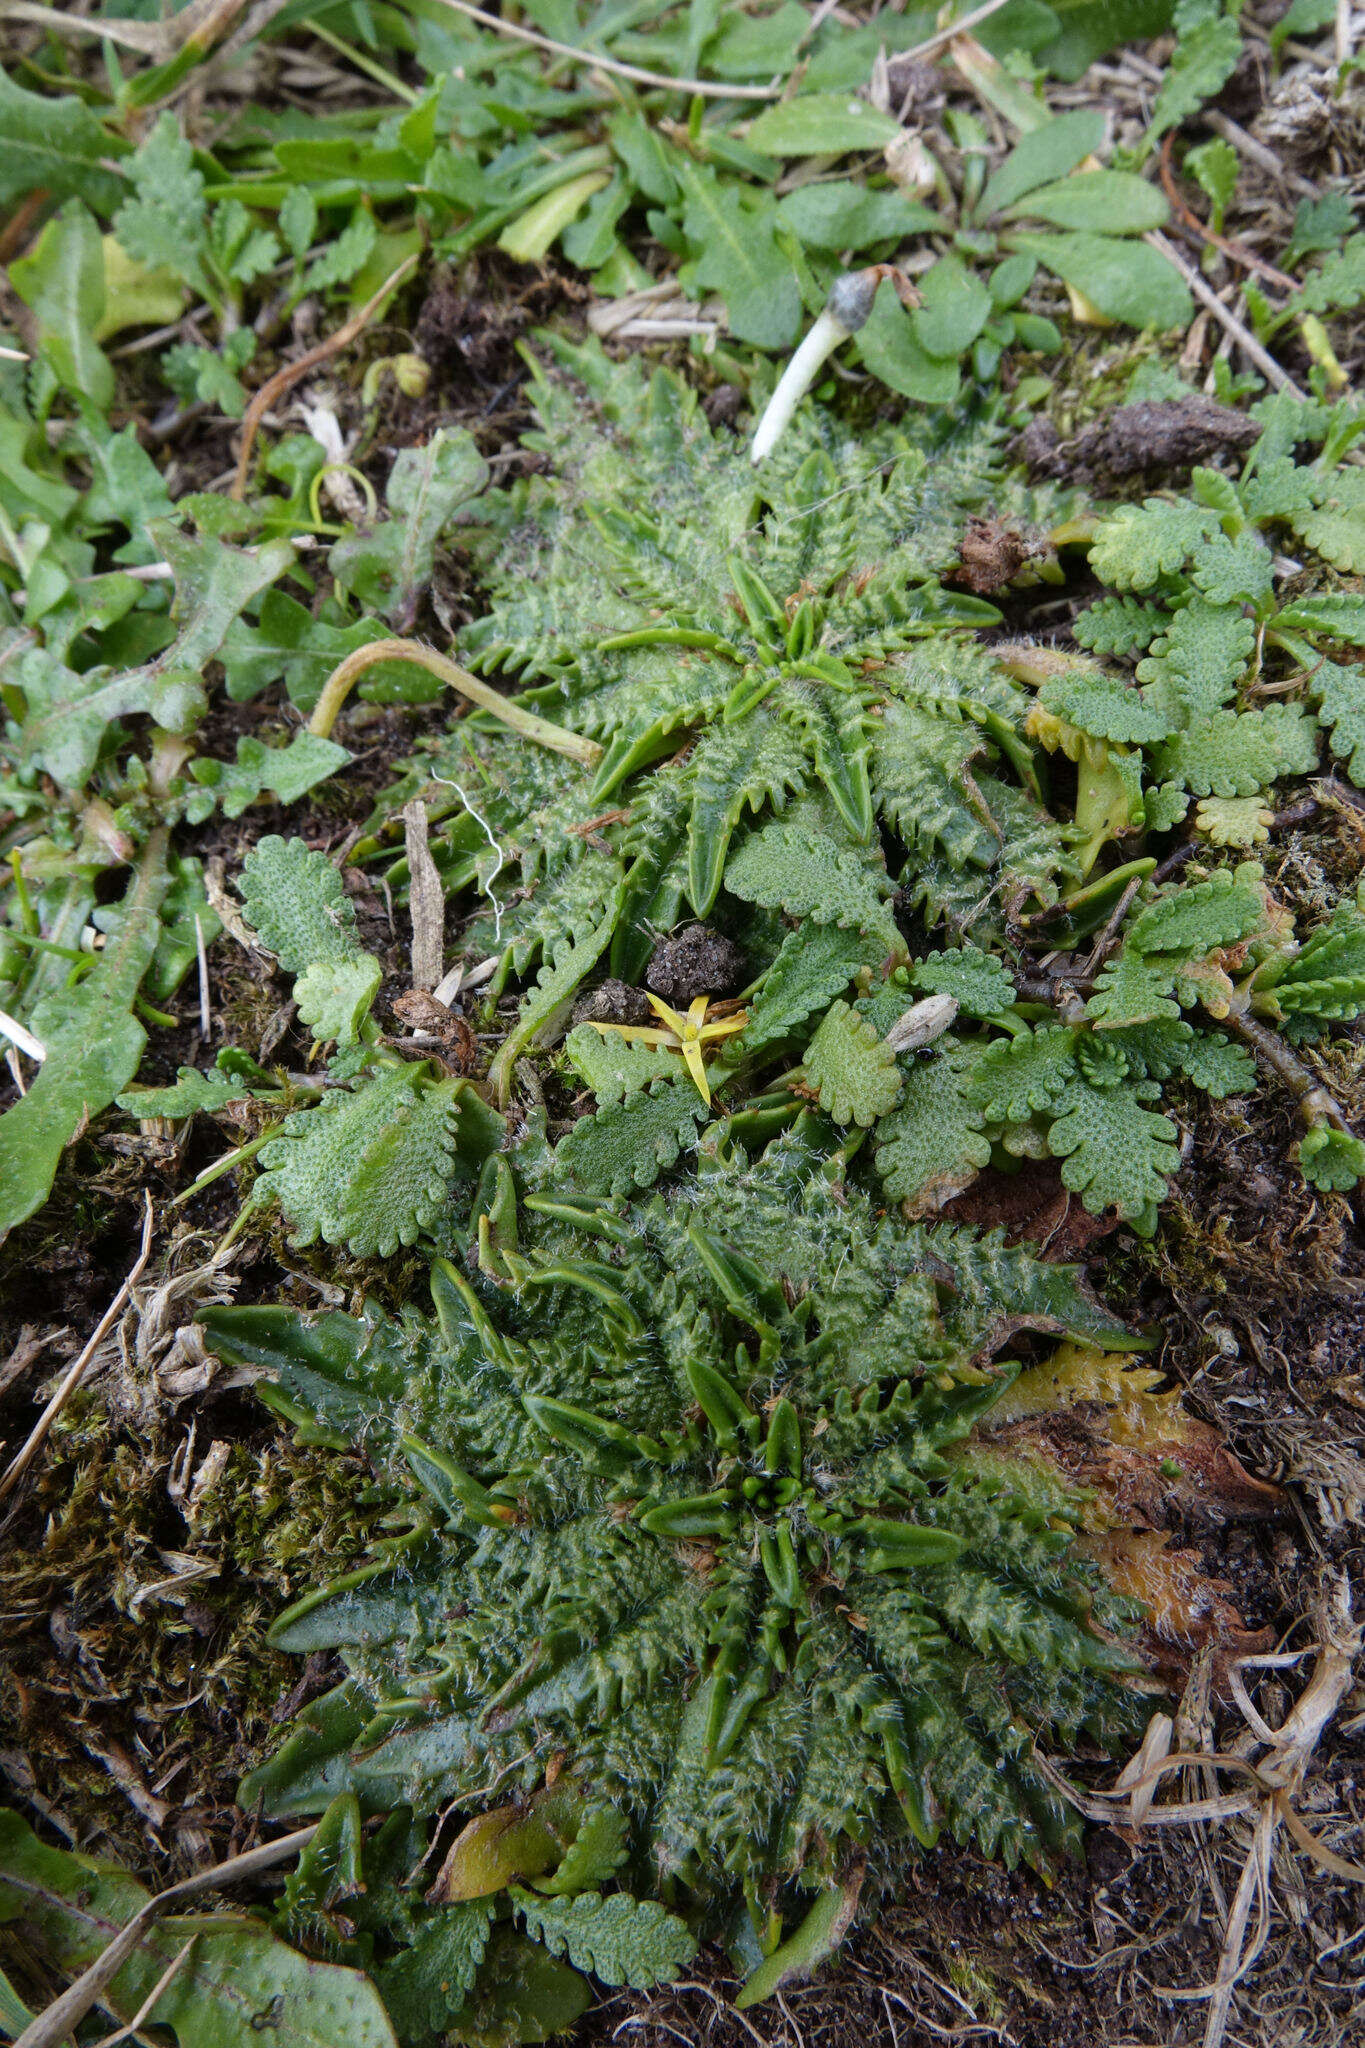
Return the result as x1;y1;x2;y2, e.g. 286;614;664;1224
1216;1007;1353;1135
307;639;603;767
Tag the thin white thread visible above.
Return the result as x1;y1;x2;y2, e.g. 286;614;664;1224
431;775;507;947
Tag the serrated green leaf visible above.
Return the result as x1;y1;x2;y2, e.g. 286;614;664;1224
294;959;384;1045
239;836;370;976
1298;1124;1365;1191
563;1024;679;1106
510;1888;696;1991
553;1079;708;1197
329;430;488;626
874;1041;991;1214
116;1065;271;1120
1146;13;1242;147
255;1065;461;1255
910;944;1016;1018
113;113;209;297
724;822;899;943
1037;668;1177;745
743;921;887;1056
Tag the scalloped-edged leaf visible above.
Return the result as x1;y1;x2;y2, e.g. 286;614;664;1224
874;1042;991;1214
563;1024;679;1106
510;1888;696;1991
968;1025;1078;1122
1047;1077;1180;1221
1127;866;1267;957
1298;1124;1365;1191
239;835;370;975
1087;498;1220;591
254;1065;461;1255
1290;466;1365;572
1070;595;1168;656
294;959;384;1046
1150;705;1318;796
553;1079;707;1197
1136;598;1255;719
1036;667;1176;745
800;1000;903;1127
116;1065;272;1120
910;944;1016;1018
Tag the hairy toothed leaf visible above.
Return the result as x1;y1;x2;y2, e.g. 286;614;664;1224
563;1025;680;1106
1070;595;1169;657
1127;866;1268;957
1298;652;1365;784
967;1025;1078;1122
1290;465;1365;572
724;822;900;945
800;1000;903;1127
112;113;209;296
1150;705;1318;796
254;1065;462;1256
117;1064;274;1121
1036;668;1177;746
1087;498;1221;591
743;922;890;1057
510;1889;696;1990
553;1079;708;1196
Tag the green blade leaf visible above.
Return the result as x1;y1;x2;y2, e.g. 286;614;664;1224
1007;230;1193;328
978;109;1106;217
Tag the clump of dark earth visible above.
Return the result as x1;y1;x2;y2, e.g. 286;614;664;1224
1021;395;1262;484
646;925;747;1004
951;514;1043;594
572;978;653;1026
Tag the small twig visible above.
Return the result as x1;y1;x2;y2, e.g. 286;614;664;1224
0;0;247;58
1144;231;1306;398
88;1937;197;2048
403;800;446;993
0;1007;46;1065
1081;874;1144;978
230;252;420;498
1216;1007;1355;1136
0;1194;155;1505
903;0;1014;64
10;1826;317;2048
1203;112;1320;202
416;0;783;98
1158;135;1298;293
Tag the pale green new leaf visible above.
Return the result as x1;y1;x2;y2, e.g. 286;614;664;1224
1298;1125;1365;1192
801;1000;903;1127
564;1024;679;1105
1087;498;1220;590
910;944;1016;1017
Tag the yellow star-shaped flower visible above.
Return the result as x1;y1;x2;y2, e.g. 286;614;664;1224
586;993;747;1106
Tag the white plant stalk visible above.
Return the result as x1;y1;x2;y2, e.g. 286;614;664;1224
750;270;882;465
